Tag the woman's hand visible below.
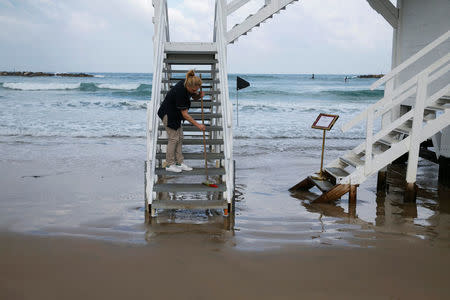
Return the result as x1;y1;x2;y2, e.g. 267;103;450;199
198;124;206;131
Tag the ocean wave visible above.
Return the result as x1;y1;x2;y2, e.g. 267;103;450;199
2;82;81;91
53;100;147;110
236;88;383;100
1;82;152;92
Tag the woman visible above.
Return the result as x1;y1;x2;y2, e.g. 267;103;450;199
157;70;206;172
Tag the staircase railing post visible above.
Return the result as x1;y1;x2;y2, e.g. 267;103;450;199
405;72;428;201
365;106;374;175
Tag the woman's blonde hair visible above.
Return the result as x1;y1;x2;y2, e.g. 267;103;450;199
184;70;202;89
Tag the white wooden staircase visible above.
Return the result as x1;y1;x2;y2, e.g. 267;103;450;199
290;30;450;202
146;0;299;218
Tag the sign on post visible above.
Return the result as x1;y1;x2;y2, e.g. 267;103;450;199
311;113;339;180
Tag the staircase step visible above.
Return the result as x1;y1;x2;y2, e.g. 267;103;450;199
190;101;221;108
426;104;447;111
163;69;218;74
377;135;398;146
324;167;350;179
163;78;219;84
340;154;364;168
309;177;335;193
157;139;223;145
161;90;220;95
393;124;411;135
164;58;218;65
154;183;226;192
158;125;222;132
156;152;224;159
155;167;225;176
189;113;222;119
152;200;227;210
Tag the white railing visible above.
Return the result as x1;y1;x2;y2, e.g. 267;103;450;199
226;0;298;44
146;0;169;206
214;0;234;203
338;30;450;183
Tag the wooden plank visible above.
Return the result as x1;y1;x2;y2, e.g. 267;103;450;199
158;125;222;132
366;0;398;28
154;183;226;192
313;184;350;203
157;139;223;145
310;177;335;193
152;200;227;209
289;176;315;192
156;152;224;160
324;167;350;178
155;167;225;176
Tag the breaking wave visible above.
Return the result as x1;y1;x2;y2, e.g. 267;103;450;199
1;82;152;92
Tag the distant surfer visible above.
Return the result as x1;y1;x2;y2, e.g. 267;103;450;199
311;73;315;79
344;76;348;82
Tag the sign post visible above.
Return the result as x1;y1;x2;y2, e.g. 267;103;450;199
311;113;339;180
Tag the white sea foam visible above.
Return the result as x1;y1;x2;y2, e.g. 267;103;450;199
94;75;105;78
2;82;81;91
97;83;140;90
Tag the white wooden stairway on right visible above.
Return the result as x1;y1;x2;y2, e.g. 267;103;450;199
290;30;450;202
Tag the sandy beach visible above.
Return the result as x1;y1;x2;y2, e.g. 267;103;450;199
1;135;449;299
1;231;449;300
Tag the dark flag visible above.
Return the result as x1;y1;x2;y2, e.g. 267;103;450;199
237;76;250;90
236;77;249;127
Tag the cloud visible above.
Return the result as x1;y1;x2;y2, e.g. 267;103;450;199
0;0;393;73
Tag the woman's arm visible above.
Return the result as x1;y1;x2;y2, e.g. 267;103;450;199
181;109;206;131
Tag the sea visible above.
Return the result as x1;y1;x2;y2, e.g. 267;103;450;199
0;73;382;147
1;73;445;249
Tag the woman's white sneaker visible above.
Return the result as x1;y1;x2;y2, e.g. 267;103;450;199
177;163;193;171
166;164;182;173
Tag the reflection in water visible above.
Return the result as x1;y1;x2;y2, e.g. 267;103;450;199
290;162;450;246
145;208;236;244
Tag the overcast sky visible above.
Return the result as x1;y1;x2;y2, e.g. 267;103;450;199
0;0;394;74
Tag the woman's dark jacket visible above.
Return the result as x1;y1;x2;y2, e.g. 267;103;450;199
157;80;199;130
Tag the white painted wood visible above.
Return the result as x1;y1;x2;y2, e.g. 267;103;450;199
365;106;374;175
366;0;399;28
147;0;169;206
342;52;449;133
370;30;449;90
406;73;428;183
226;0;298;44
165;42;217;53
227;0;251;15
381;78;394;128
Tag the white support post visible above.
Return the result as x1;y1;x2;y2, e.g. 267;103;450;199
365;106;374;175
406;72;428;183
381;78;394;128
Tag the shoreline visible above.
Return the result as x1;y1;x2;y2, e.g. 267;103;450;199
0;71;93;77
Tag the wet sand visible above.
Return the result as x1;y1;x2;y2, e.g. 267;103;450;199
1;232;449;300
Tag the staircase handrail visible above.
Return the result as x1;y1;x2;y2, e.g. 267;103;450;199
146;0;169;205
214;0;234;202
342;52;450;132
370;30;450;90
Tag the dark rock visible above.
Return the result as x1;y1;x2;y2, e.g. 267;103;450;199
0;71;93;77
357;74;384;78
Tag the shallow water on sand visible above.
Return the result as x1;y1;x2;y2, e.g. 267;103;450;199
0;136;448;250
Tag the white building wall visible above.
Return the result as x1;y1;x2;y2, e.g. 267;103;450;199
393;0;450;157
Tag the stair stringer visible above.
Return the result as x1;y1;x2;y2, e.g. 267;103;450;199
328;108;450;185
226;0;299;44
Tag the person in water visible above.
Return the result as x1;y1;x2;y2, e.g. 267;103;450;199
157;70;206;172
